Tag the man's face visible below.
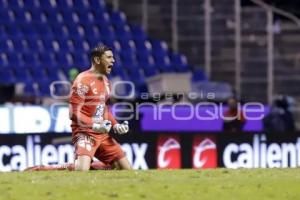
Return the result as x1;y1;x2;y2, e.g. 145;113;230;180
97;50;115;75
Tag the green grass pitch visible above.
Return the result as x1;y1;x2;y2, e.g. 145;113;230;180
1;169;300;200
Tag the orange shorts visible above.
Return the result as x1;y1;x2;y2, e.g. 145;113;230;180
73;133;125;165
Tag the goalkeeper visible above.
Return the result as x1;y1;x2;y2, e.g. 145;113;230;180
68;45;132;171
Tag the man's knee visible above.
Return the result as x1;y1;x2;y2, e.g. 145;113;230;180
74;155;92;171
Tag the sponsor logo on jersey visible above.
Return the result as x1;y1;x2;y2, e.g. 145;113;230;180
76;83;89;98
92;104;105;122
92;88;98;94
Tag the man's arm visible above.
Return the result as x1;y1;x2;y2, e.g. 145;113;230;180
69;103;93;127
69;79;93;127
105;105;117;126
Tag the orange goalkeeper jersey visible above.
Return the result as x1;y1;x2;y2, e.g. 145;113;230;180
69;70;117;138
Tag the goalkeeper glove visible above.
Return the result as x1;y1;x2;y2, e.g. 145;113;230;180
113;121;129;135
92;120;112;133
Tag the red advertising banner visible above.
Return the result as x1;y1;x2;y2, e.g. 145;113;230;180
192;135;217;169
157;135;181;169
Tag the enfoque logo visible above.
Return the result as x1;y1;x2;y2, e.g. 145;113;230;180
50;80;266;123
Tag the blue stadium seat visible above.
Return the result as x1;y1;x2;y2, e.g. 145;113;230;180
26;37;44;51
112;53;122;65
55;53;73;70
130;25;147;41
7;0;23;10
152;49;169;62
137;55;158;77
44;63;59;72
93;12;110;27
135;39;152;54
23;0;40;10
142;65;158;77
0;53;9;68
89;0;107;13
137;52;153;64
0;8;13;23
73;39;89;52
35;22;53;37
39;52;55;64
56;0;73;9
22;52;40;67
153;54;173;72
29;8;46;23
114;25;132;41
111;63;128;80
0;39;10;52
192;68;208;82
47;68;59;81
20;23;37;37
38;80;51;97
99;26;115;41
11;38;27;52
102;39;120;53
29;67;48;83
110;11;127;27
39;52;57;70
44;10;62;24
119;39;136;55
23;82;38;97
13;10;31;24
72;52;89;68
41;38;55;51
75;9;93;24
123;64;139;76
151;40;168;58
82;23;101;39
67;24;83;38
5;24;23;39
55;38;68;51
50;23;69;38
0;0;8;8
0;26;7;38
73;0;90;10
66;39;75;52
170;53;190;72
0;68;15;84
137;49;152;60
120;51;137;66
122;63;138;76
14;68;32;83
39;0;56;10
86;37;102;48
7;52;24;68
59;9;79;24
126;67;148;96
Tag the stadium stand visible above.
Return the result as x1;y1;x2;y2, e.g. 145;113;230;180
0;0;213;100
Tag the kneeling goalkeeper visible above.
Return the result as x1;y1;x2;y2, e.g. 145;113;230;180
69;45;132;171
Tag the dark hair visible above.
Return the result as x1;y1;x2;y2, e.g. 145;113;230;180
90;44;112;63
